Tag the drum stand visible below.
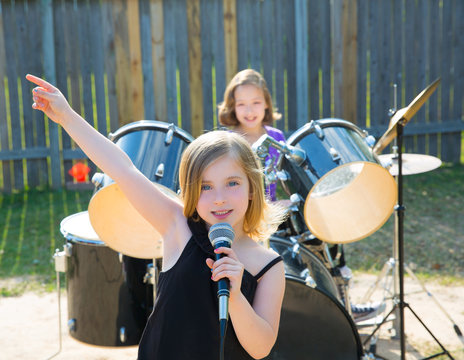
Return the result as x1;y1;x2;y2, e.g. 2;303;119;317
362;123;455;360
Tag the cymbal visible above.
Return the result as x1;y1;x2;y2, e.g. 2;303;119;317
88;182;182;259
379;153;442;176
373;78;441;154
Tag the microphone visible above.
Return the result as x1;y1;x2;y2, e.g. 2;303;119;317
208;222;235;323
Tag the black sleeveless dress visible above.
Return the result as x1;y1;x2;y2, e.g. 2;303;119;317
137;218;283;360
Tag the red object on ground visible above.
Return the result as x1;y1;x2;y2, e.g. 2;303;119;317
69;162;91;182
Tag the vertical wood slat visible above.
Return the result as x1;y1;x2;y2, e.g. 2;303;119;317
427;0;440;156
163;0;178;125
77;0;97;176
212;0;226;129
356;0;367;128
17;2;37;187
174;0;191;132
223;0;237;84
4;2;24;190
41;0;60;188
284;0;297;130
30;1;47;186
0;1;11;192
187;0;203;137
140;0;155;121
341;0;357;124
295;0;308;128
320;0;331;118
200;0;214;130
273;0;285;131
113;0;132;126
308;0;321;121
440;0;452;161
54;0;72;183
150;0;167;123
127;0;144;123
102;0;119;132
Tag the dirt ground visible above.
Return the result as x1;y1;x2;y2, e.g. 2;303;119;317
1;273;463;360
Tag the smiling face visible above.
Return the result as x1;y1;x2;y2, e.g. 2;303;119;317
234;84;268;134
196;154;251;234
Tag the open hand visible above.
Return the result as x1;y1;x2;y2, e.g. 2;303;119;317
206;247;245;300
26;74;72;124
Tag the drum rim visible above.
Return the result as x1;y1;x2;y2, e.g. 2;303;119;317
60;211;105;246
283;274;364;359
287;118;368;146
108;120;194;143
269;235;341;301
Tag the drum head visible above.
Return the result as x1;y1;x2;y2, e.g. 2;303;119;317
271;276;362;360
88;182;182;259
60;211;103;245
304;161;397;243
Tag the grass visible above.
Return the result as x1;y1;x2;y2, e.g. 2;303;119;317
0;164;463;297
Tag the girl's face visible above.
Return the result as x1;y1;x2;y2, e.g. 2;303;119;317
234;84;268;132
196;154;250;234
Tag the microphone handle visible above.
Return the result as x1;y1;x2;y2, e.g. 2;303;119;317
216;252;230;298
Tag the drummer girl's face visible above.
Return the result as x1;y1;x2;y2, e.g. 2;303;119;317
196;154;250;233
234;84;268;132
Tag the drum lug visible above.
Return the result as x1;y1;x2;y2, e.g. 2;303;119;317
155;163;165;179
365;134;376;148
302;270;317;288
53;248;67;273
329;147;341;162
119;326;127;343
91;172;105;188
68;318;76;333
309;120;324;139
164;123;175;145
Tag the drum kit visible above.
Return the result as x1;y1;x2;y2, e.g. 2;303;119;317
52;79;455;359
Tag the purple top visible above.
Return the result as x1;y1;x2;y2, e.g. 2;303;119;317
264;126;286;201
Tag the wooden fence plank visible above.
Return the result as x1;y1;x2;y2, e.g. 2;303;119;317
200;0;213;130
320;0;331;119
187;0;203;137
212;0;226;129
113;0;132;126
90;0;108;136
140;0;155;121
357;0;367;128
41;0;60;188
440;0;453;162
0;1;11;192
427;0;440;156
236;0;248;71
102;0;119;131
274;0;285;131
223;0;237;84
174;0;191;132
295;0;308;128
341;0;357;124
261;0;274;100
127;0;144;123
4;2;24;190
163;0;178;125
308;0;321;121
150;0;167;123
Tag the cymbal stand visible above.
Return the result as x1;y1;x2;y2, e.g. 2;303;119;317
363;122;454;360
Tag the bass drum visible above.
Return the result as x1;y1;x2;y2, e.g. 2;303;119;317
88;120;193;259
60;211;153;346
269;236;363;360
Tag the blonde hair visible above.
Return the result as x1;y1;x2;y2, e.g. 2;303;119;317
218;69;282;127
178;130;286;242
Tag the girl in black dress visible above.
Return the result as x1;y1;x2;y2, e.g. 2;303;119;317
27;74;287;359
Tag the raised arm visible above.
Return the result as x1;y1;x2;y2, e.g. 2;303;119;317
26;74;187;245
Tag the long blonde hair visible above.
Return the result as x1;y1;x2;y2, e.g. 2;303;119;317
218;69;282;127
178;130;286;242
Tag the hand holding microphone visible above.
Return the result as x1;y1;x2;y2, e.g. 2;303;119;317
207;223;243;320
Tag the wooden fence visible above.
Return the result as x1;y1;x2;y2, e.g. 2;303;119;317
0;0;463;192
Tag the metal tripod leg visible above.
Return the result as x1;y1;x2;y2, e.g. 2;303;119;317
404;264;464;344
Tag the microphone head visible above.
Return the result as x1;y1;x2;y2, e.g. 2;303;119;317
208;223;235;248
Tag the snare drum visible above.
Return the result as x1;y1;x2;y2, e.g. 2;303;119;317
60;211;153;346
269;236;363;359
280;118;396;243
88;120;193;259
